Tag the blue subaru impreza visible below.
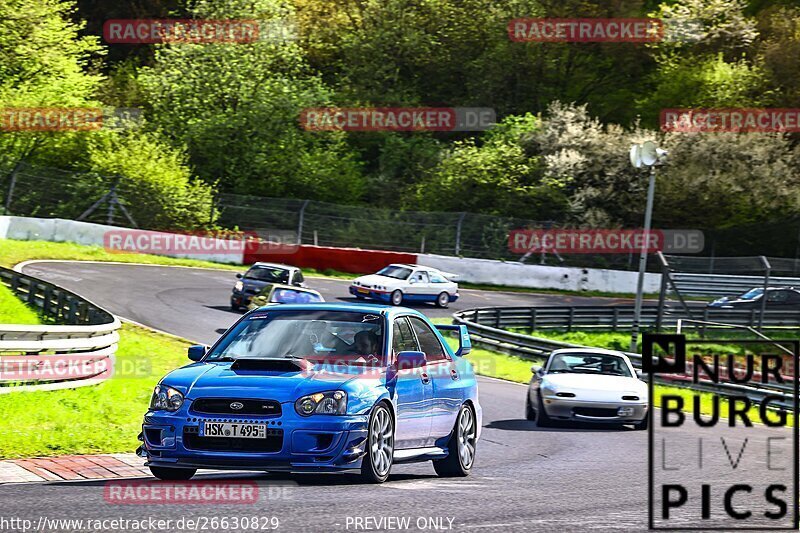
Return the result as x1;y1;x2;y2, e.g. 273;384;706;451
138;303;481;483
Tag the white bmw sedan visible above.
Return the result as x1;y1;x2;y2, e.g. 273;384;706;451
526;348;649;429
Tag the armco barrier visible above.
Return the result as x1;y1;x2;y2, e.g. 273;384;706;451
244;244;417;274
455;305;800;333
0;265;120;391
453;306;797;409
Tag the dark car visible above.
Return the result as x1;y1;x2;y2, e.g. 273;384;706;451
230;262;306;310
707;287;800;309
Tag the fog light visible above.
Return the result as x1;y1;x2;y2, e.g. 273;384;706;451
617;407;634;416
300;399;315;414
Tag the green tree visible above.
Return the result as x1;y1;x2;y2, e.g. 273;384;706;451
413;113;568;220
140;0;364;202
0;0;104;171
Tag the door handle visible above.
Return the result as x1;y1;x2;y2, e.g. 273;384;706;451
420;372;431;385
450;369;459;381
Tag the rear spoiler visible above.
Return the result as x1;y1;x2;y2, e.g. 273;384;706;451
439;271;459;280
435;324;471;356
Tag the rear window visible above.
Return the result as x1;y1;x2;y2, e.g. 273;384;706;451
244;266;290;283
270;289;324;304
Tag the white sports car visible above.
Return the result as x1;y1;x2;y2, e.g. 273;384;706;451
349;263;459;307
526;348;649;429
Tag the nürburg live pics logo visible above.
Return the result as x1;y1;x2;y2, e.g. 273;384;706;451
644;334;799;530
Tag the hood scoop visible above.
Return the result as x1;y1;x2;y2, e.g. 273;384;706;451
230;358;310;372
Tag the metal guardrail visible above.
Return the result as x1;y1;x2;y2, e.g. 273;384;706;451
453;306;797;410
456;305;800;333
0;266;120;390
670;272;800;298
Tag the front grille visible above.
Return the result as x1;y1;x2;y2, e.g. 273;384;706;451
191;398;282;416
573;407;618;417
183;427;284;453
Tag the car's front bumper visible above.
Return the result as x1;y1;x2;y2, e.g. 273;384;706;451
230;291;254;307
542;397;648;423
349;286;392;302
141;408;369;472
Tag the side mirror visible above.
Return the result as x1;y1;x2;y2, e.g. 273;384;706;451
236;273;243;279
188;344;207;361
532;365;544;376
396;351;426;370
636;370;645;380
409;278;417;284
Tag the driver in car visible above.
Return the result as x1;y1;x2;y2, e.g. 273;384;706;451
352;330;380;362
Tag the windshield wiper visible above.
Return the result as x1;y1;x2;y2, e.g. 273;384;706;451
211;356;237;362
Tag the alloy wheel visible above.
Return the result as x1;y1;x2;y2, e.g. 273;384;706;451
457;407;476;468
370;407;394;477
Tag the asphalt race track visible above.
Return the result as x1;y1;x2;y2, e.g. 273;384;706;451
18;262;638;345
1;261;793;532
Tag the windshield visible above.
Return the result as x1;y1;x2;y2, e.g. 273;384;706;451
207;310;385;365
547;353;632;377
738;288;764;300
244;266;290;283
270;289;324;304
376;266;412;280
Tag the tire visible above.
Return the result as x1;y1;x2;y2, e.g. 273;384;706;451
536;393;555;428
433;404;477;477
525;394;537;421
149;466;196;481
390;290;403;306
435;292;450;308
633;411;649;431
360;403;394;483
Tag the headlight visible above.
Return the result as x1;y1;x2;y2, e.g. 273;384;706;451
149;385;184;412
541;385;557;396
295;391;347;416
234;281;244;292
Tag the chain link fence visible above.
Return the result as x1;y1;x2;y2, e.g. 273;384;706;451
4;163;800;271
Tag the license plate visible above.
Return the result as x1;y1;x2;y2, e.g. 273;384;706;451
200;422;266;439
357;287;369;294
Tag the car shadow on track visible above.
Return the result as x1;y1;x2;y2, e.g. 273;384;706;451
204;305;244;314
485;418;636;433
44;472;437;488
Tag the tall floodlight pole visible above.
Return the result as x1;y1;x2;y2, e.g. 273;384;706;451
629;141;667;352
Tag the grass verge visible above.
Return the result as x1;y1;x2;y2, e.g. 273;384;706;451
0;285;42;325
0;323;190;458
